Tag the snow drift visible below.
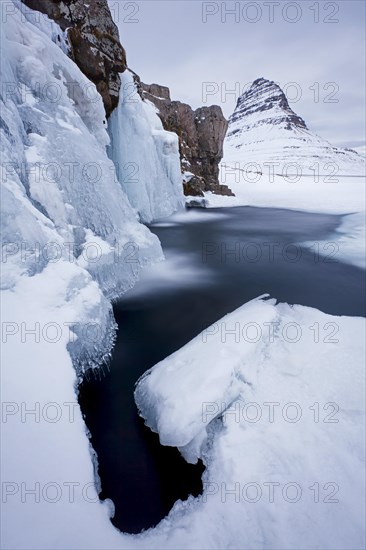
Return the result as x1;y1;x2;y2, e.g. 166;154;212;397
135;296;365;549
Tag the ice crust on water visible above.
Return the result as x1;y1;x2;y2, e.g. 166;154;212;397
108;71;184;223
135;296;365;549
135;296;278;455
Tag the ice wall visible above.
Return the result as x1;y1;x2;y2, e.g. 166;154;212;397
0;1;166;373
1;2;163;297
108;71;184;223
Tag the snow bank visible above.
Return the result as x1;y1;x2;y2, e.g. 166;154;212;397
1;262;124;549
108;71;184;223
135;296;277;459
316;211;366;269
213;171;366;215
206;172;366;269
135;296;365;549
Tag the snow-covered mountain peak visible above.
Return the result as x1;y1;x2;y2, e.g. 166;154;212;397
224;77;365;176
229;77;308;132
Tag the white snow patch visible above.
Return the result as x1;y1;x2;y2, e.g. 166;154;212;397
135;296;366;549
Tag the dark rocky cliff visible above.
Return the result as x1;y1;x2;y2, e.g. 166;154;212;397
142;83;234;196
21;0;126;117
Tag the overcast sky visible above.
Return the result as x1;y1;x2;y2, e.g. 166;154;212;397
110;0;365;153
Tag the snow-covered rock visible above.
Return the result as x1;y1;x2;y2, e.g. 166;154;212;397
223;77;365;177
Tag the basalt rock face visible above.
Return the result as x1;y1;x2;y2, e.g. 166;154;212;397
21;0;126;116
141;83;234;197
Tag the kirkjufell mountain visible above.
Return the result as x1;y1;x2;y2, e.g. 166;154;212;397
223;78;365;176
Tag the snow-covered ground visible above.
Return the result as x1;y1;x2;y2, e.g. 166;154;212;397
136;296;365;549
1;262;125;549
3;276;365;549
208;173;365;215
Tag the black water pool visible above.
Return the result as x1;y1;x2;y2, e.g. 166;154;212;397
78;206;365;534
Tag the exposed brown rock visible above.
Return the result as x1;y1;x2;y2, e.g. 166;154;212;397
141;83;234;196
142;83;171;101
182;175;205;197
21;0;126;116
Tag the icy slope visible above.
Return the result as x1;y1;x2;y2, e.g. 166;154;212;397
1;1;162;299
0;5;161;545
223;78;365;176
135;296;365;549
108;71;184;223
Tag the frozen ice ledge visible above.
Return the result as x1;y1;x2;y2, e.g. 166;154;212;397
0;0;185;373
135;295;365;549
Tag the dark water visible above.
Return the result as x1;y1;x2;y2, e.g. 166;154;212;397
79;206;365;534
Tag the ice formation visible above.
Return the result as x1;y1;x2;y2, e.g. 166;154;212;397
108;71;184;223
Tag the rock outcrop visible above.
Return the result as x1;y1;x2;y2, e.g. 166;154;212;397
21;0;126;116
229;77;308;131
141;83;234;197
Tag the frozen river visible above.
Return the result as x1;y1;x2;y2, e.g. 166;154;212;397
79;206;365;533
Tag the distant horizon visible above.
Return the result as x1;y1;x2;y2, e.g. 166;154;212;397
109;0;366;155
